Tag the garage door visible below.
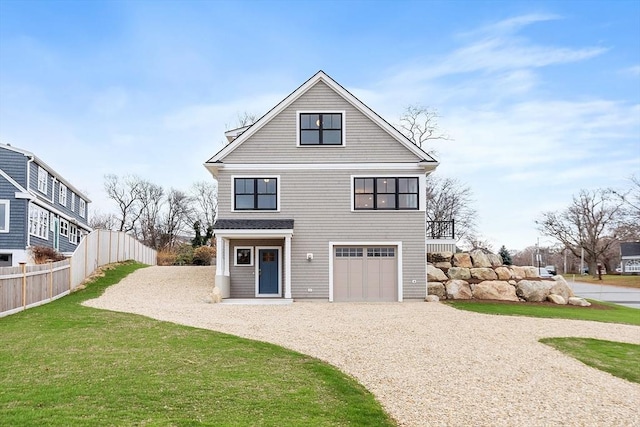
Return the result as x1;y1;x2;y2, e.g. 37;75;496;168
333;246;397;302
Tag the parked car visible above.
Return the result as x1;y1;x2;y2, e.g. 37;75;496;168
538;267;553;278
545;265;557;275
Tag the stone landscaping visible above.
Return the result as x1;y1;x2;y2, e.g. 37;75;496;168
426;249;591;306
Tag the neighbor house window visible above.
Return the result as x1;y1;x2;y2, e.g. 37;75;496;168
59;184;67;206
69;224;78;244
79;199;86;218
37;166;48;193
234;247;253;266
29;204;49;239
299;112;343;145
60;219;69;237
0;200;9;233
354;177;419;210
234;178;277;210
71;193;76;212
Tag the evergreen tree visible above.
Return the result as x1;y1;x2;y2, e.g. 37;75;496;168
498;245;512;265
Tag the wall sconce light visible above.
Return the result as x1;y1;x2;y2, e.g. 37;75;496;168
306;253;313;261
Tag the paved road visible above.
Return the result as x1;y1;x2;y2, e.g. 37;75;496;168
568;279;640;309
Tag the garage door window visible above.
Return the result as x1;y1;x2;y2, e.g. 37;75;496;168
367;247;395;257
335;247;363;257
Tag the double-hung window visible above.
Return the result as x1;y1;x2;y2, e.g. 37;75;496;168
37;166;48;193
69;224;78;244
234;178;277;210
29;205;49;239
0;200;9;233
79;199;86;218
354;177;419;210
60;219;69;237
59;184;67;206
71;193;76;212
299;112;343;145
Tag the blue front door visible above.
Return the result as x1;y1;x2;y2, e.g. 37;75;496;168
258;249;279;295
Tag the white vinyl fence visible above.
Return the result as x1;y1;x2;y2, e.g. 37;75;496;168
0;230;156;318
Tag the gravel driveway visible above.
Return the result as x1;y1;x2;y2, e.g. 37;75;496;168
84;266;640;426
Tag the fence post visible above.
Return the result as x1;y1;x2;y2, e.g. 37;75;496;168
69;261;73;291
97;231;101;269
20;262;26;309
109;231;112;264
49;261;53;300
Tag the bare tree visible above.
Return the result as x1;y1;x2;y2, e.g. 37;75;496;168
89;210;118;230
104;174;146;232
425;175;477;242
159;189;193;249
190;181;217;229
537;189;624;277
137;181;164;248
235;111;258;127
398;104;450;154
611;174;640;241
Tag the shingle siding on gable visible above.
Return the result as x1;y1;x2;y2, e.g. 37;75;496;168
222;81;420;164
0;147;28;188
0;175;27;250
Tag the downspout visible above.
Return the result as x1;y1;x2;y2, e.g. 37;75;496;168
25;155;34;249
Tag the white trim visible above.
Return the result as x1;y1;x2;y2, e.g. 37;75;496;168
37;166;48;194
0;168;29;193
213;162;433;172
59;218;69;237
71;193;75;212
79;198;86;218
0;200;9;233
215;236;225;276
205;71;438;166
328;241;403;302
230;175;281;213
59;183;67;206
30;198;91;231
296;110;346;147
28;204;49;240
234;246;254;266
255;246;282;297
350;174;425;212
284;235;292;299
214;229;293;239
69;223;78;245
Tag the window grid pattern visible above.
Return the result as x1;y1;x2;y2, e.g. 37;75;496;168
29;205;49;239
37;167;48;193
354;177;419;210
60;219;69;237
59;184;67;206
0;200;8;232
335;247;363;257
79;199;86;218
300;113;342;145
234;178;277;210
69;224;78;244
71;193;75;212
367;247;395;257
624;260;640;273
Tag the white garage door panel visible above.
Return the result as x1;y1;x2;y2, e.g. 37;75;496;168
334;246;397;302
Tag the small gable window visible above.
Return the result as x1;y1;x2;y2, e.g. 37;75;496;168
299;112;343;145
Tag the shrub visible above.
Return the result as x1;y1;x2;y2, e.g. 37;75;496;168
193;246;216;265
30;246;66;264
174;244;194;266
157;250;177;266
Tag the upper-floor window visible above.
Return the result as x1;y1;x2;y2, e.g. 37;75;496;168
60;219;69;237
79;199;86;218
59;184;67;206
37;166;48;193
71;193;76;212
354;177;419;210
234;177;277;210
29;204;49;239
69;223;78;244
0;200;9;233
299;112;343;145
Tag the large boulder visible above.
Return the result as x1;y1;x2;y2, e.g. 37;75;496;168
495;266;512;280
425;295;440;302
445;280;472;299
487;253;503;267
434;261;452;270
427;251;453;264
550;276;574;301
447;267;471;280
452;253;473;268
470;267;498;281
524;266;540;278
568;297;591;307
510;266;527;280
516;280;554;302
470;250;492;268
427;265;448;282
427;282;446;299
471;281;519;301
547;294;567;305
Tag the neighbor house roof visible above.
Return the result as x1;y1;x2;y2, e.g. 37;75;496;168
213;219;295;230
621;242;640;257
204;70;439;169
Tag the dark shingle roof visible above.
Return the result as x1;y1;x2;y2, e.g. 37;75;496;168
213;219;294;230
621;242;640;257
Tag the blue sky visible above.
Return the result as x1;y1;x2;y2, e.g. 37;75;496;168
1;0;638;250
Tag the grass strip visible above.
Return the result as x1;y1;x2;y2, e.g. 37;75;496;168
445;300;640;325
540;338;640;383
0;261;395;426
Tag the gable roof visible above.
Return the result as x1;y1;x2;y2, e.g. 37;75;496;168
205;71;439;166
621;242;640;257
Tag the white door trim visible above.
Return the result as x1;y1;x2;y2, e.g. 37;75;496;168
255;246;282;297
328;241;403;302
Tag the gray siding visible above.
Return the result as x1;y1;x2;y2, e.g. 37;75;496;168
223;81;420;164
218;169;426;299
229;238;285;298
0;147;28;188
0;176;27;250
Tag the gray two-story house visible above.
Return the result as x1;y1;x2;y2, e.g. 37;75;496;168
205;71;438;302
0;143;91;266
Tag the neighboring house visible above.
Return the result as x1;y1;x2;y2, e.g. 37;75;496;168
205;71;439;302
620;242;640;274
0;143;91;266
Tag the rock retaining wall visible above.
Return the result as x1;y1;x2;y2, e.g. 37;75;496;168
427;250;590;306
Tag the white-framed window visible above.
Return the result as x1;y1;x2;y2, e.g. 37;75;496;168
37;166;48;193
59;183;67;206
234;247;253;266
297;111;345;146
79;199;86;218
0;200;9;233
71;193;76;212
29;204;49;239
69;224;78;245
60;219;69;237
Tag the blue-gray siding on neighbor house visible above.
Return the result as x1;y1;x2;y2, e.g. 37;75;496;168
0;175;27;250
0;147;28;188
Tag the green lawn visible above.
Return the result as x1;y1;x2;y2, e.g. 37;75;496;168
445;300;640;325
540;338;640;383
570;274;640;289
0;262;394;426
